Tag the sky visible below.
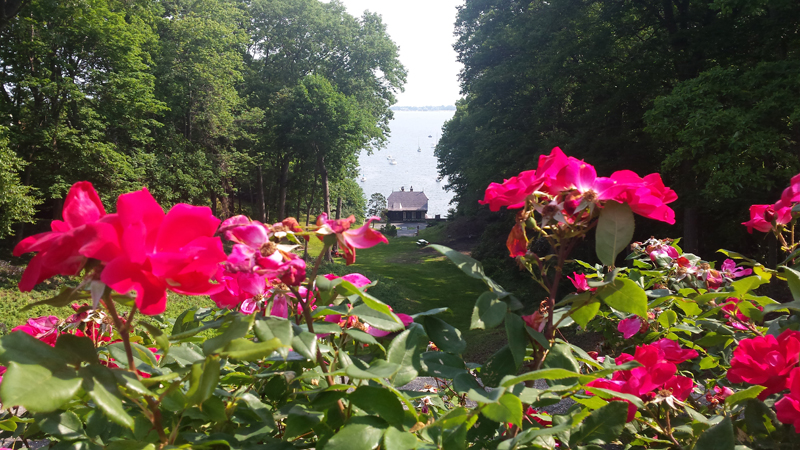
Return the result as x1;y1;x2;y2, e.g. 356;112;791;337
335;0;463;107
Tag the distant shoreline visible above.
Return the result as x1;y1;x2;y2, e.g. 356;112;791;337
391;105;456;111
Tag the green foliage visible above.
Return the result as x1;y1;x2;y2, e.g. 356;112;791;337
0;127;40;238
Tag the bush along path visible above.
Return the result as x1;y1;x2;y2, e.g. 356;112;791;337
3;148;800;448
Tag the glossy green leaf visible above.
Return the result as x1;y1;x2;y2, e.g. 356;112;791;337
220;337;285;361
481;393;523;428
596;278;647;318
55;334;98;365
569;401;628;446
338;280;404;326
38;410;85;440
20;285;86;311
595;201;635;266
186;355;221;406
694;416;734;450
0;331;71;367
500;368;582;387
349;386;405;427
725;385;766;407
420;351;468;379
345;328;385;352
138;321;169;353
0;362;81;412
658;310;678;328
429;244;513;298
162;344;204;367
570;295;600;329
780;266;800;301
471;291;507;330
480;346;517;387
202;313;253;355
325;417;387;450
351;304;405;332
386;325;426;386
291;332;318;361
383;426;419;450
345;359;401;379
422;316;466;354
80;365;134;429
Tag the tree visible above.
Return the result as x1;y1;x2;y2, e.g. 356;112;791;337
0;126;39;238
366;193;387;225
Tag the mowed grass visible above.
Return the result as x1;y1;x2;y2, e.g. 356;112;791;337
343;226;507;362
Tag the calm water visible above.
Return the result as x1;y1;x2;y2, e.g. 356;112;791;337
359;110;455;217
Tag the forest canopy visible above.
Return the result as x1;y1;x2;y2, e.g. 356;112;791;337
0;0;405;244
436;0;800;257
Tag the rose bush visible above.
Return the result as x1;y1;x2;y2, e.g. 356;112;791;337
1;148;800;449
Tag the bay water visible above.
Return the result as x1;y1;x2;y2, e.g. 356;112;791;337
358;110;456;217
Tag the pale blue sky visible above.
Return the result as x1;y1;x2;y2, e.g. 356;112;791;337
336;0;463;107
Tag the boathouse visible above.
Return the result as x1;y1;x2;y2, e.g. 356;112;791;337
386;187;428;222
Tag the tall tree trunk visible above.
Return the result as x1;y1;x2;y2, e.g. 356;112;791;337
277;153;290;220
249;179;255;218
210;191;217;217
257;164;266;222
52;197;63;221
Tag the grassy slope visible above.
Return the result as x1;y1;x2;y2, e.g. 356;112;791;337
346;226;506;362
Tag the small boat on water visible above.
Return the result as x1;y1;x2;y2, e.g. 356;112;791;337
390;159;398;165
428;135;432;138
360;176;365;182
386;155;392;159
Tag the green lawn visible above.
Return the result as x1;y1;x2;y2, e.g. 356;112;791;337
342;226;507;362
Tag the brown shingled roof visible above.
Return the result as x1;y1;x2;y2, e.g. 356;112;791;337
387;190;429;211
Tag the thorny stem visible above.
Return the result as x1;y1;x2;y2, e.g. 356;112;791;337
643;405;684;450
145;396;169;448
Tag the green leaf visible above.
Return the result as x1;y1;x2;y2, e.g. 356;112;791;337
338;280;404;326
422;316;466;354
55;334;98;365
203;313;253;355
505;313;526;367
480;346;518;387
481;393;523;428
38;410;86;440
595;201;635;266
420;351;468;379
351;304;405;332
694;416;734;450
383;426;418;450
596;278;647;318
291;332;318;361
500;368;582;387
162;344;204;367
220;337;285;361
725;385;767;407
254;318;294;347
186;356;221;406
658;310;678;328
349;386;405;427
429;244;513;297
80;365;135;430
325;418;387;450
386;325;426;386
780;266;800;301
471;291;507;330
0;331;71;367
0;362;81;412
569;401;628;446
139;322;169;353
345;359;401;379
570;294;600;329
